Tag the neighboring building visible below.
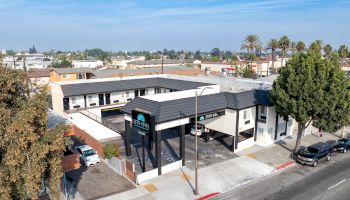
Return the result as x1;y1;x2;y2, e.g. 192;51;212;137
111;56;145;69
127;59;182;69
93;66;202;78
72;60;103;68
28;68;51;86
2;53;53;69
50;68;95;82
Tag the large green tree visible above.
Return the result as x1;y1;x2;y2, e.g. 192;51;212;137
270;53;350;154
278;36;291;67
241;34;262;68
0;67;67;199
266;39;279;74
323;44;333;57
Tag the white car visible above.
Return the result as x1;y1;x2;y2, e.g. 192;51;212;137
190;125;204;136
76;145;100;167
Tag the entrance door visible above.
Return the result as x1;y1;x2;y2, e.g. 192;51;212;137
134;90;139;97
140;89;146;96
63;98;70;110
105;93;111;104
98;94;104;106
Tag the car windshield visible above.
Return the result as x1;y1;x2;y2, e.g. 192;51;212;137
336;139;346;144
192;125;203;130
305;147;319;154
83;149;96;156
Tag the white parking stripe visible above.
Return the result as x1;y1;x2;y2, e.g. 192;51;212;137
327;179;346;190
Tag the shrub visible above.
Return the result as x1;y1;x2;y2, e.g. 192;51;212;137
104;143;120;159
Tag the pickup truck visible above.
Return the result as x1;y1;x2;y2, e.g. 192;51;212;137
296;142;332;167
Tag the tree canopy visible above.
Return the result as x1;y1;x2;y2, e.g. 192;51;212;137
0;67;67;199
270;52;350;153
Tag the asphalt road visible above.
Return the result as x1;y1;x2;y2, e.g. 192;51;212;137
213;151;350;200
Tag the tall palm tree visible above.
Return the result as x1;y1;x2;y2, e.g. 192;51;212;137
278;35;291;67
338;45;349;66
309;40;323;55
290;42;296;55
266;39;279;74
241;34;262;69
296;41;306;52
323;44;333;57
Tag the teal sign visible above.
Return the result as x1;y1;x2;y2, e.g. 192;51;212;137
132;109;153;133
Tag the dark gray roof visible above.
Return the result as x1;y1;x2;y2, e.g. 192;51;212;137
121;90;271;123
61;77;210;97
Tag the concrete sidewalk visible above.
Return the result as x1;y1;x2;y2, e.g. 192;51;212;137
98;130;346;200
99;156;274;200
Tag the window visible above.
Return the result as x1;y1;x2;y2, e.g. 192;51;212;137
259;106;267;122
63;74;70;78
260;106;267;115
88;95;92;102
243;110;250;120
126;91;129;98
71;97;76;104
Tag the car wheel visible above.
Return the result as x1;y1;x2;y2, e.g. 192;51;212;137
326;154;331;161
312;160;318;167
343;149;347;153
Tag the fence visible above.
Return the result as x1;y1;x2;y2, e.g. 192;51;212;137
107;157;126;176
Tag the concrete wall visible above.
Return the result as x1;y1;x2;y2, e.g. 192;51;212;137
238;107;256;133
51;83;65;116
69;95;85;109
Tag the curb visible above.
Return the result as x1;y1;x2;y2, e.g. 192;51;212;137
196;192;220;200
272;161;296;173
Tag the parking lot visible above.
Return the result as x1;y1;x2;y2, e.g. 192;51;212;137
66;137;135;200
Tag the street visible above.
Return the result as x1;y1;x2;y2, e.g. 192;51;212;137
213;151;350;200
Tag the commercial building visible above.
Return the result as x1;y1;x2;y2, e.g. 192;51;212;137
51;74;295;183
72;60;104;68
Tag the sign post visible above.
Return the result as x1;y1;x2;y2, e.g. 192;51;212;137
132;109;155;173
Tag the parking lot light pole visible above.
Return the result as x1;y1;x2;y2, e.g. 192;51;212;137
194;86;213;195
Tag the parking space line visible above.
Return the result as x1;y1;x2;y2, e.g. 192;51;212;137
144;183;158;192
327;179;346;190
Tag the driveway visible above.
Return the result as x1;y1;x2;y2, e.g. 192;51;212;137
66;162;135;200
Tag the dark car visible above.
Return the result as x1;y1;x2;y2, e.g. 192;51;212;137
296;142;332;167
332;138;350;153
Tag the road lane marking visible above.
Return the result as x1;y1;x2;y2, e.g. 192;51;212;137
327;179;346;190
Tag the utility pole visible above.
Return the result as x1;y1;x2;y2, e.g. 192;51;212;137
194;90;198;195
161;54;164;74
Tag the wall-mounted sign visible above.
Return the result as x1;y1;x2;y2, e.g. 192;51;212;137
132;109;154;134
190;110;225;123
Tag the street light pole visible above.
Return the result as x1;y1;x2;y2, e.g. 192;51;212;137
194;86;213;195
194;90;198;195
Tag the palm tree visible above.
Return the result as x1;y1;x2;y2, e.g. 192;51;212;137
290;41;297;55
266;39;279;74
241;34;262;69
338;45;349;66
309;40;323;55
296;41;306;52
323;44;333;57
278;35;291;67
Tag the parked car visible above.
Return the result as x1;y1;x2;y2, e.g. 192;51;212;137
296;142;332;167
76;145;100;167
332;138;350;153
190;124;205;136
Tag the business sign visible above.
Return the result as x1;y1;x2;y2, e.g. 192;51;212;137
132;109;154;134
190;110;225;123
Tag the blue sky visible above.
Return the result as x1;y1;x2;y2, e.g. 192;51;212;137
0;0;349;51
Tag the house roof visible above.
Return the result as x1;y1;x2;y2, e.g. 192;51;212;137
60;77;210;97
28;68;51;78
121;90;271;124
51;68;95;74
